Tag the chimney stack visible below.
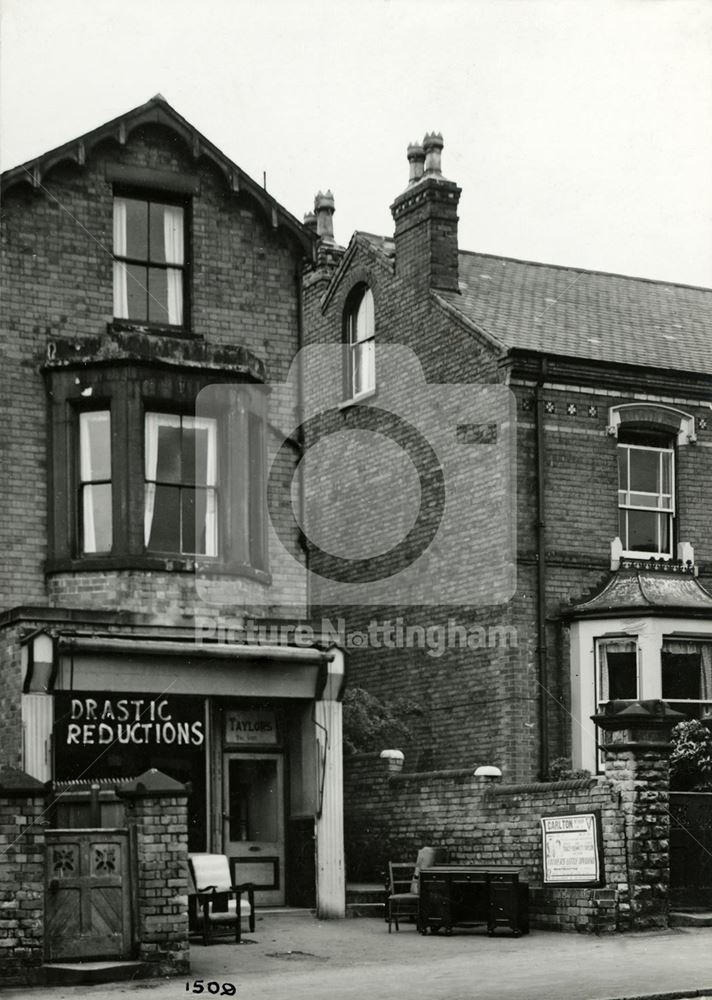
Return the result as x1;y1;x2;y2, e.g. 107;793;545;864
314;190;335;242
391;132;461;293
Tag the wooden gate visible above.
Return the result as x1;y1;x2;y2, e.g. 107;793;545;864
45;829;133;961
670;792;712;908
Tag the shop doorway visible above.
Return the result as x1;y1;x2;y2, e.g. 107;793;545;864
223;753;285;906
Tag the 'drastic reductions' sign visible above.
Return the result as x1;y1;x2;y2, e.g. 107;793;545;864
54;692;205;748
541;813;603;886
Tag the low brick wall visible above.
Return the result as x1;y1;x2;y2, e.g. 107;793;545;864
345;740;670;933
0;769;46;985
0;767;189;984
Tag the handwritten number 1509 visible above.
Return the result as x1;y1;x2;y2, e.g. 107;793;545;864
186;981;236;996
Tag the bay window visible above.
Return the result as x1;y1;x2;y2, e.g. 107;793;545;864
46;354;269;576
113;195;185;327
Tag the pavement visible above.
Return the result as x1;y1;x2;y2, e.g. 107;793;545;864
3;912;712;1000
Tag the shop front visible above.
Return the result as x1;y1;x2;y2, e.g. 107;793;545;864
21;629;346;917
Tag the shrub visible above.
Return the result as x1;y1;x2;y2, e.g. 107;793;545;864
670;719;712;791
342;686;422;755
548;756;591;781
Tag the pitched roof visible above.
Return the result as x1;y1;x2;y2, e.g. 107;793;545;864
359;234;712;375
1;95;315;255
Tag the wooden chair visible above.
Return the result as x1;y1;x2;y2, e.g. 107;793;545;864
386;846;448;932
188;853;255;945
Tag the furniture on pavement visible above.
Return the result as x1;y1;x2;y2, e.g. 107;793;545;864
188;852;255;945
417;865;529;937
386;846;448;932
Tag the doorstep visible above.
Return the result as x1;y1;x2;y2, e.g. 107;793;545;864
669;910;712;927
42;960;149;986
346;881;385;918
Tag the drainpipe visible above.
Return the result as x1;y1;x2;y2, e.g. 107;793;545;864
535;356;550;779
295;260;309;608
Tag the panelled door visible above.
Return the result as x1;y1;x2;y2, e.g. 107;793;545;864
45;829;132;961
223;753;285;906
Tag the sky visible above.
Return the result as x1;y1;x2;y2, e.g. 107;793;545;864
1;0;711;287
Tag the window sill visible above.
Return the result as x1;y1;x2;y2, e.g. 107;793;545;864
109;319;198;340
339;388;378;410
197;560;272;586
45;554;271;583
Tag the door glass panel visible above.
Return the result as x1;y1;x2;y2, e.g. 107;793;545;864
228;758;279;843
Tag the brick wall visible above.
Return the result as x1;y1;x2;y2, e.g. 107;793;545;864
344;728;672;932
0;123;308;620
0;625;24;769
117;771;190;975
302;213;712;784
0;771;46;985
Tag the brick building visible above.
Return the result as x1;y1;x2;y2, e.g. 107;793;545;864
0;96;346;959
301;132;712;785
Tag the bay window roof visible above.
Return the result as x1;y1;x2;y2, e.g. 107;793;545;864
564;569;712;619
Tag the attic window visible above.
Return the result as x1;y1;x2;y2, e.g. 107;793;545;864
113;195;186;328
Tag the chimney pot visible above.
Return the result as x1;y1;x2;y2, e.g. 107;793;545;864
314;190;335;241
423;132;444;175
303;210;317;233
407;142;425;185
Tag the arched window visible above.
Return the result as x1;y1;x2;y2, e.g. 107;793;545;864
345;287;375;399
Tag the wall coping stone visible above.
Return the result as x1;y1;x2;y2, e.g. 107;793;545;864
390;767;475;783
115;769;188;799
0;767;48;798
490;778;598;796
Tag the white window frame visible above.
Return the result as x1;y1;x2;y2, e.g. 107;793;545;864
144;412;218;557
661;638;712;721
594;637;640;771
78;409;113;555
346;288;375;400
113;195;185;327
595;637;640;709
571;618;712;774
617;442;675;559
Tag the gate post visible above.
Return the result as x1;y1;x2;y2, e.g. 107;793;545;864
0;766;48;985
117;769;190;976
593;701;683;931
